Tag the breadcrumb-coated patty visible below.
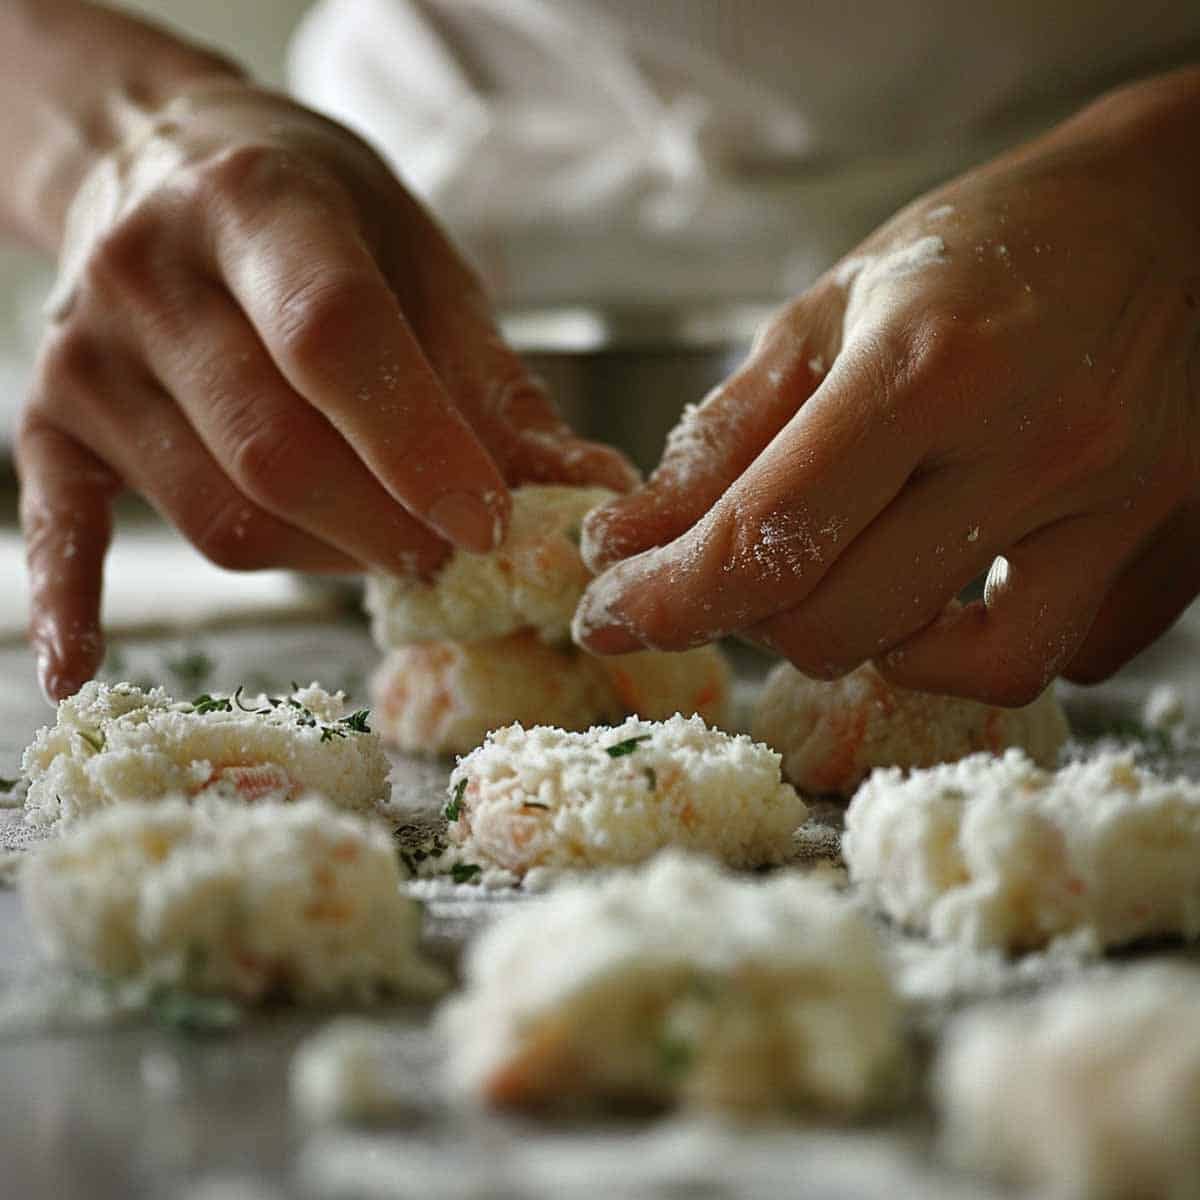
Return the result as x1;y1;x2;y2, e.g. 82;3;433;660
844;749;1200;951
440;852;907;1113
366;484;614;647
22;681;389;827
20;796;446;1002
370;634;731;756
936;965;1200;1200
751;661;1068;797
445;714;807;875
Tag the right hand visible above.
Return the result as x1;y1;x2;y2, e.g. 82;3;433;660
18;78;636;701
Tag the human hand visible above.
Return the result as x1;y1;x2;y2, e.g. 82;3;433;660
575;68;1200;703
18;79;636;701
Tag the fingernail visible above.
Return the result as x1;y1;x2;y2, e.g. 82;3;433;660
572;570;645;654
427;491;504;554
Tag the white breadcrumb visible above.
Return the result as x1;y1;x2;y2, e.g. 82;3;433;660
751;661;1068;796
370;634;730;756
291;1019;421;1123
22;681;389;827
936;964;1200;1200
844;749;1200;952
439;852;907;1113
20;796;446;1002
365;485;613;647
445;715;808;875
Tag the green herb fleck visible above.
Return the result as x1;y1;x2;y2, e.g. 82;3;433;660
522;802;550;811
657;1034;694;1077
166;650;214;690
643;767;657;791
232;686;259;713
150;990;241;1036
319;725;346;743
190;693;233;715
0;777;20;794
76;729;105;754
564;522;583;547
451;862;481;884
339;709;372;734
605;734;652;759
1098;719;1172;754
444;778;467;822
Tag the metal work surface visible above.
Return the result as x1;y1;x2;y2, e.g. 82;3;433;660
1;606;1198;1200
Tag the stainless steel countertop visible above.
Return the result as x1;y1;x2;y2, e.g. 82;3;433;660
1;608;1198;1200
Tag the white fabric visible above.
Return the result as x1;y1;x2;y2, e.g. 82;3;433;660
289;0;1200;303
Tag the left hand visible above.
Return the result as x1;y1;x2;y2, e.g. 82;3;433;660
574;67;1200;704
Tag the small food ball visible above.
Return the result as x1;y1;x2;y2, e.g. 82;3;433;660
370;634;731;757
440;852;907;1114
20;796;446;1003
935;965;1200;1200
844;749;1200;952
365;485;613;647
445;715;807;875
22;681;388;827
751;661;1068;796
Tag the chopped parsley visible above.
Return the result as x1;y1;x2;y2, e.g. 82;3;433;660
657;1034;694;1077
76;729;105;754
451;862;482;884
643;767;657;791
150;989;241;1036
444;778;467;822
522;801;550;811
605;734;652;758
339;709;372;734
182;687;374;743
0;777;20;794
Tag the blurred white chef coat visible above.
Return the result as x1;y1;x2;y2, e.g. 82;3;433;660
289;0;1200;304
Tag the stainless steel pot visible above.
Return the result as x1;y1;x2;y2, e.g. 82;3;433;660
501;302;777;476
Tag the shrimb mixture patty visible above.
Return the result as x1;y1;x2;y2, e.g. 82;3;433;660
20;796;446;1003
22;681;389;827
751;661;1067;796
444;715;808;875
844;749;1200;952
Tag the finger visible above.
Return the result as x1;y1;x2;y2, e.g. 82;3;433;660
573;332;922;655
206;162;509;551
580;293;842;572
127;280;448;577
15;416;118;702
748;462;1017;679
1062;502;1200;684
399;284;640;494
32;333;358;575
878;513;1147;706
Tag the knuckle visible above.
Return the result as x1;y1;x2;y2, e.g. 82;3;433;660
35;328;104;401
197;143;341;222
274;273;377;378
82;207;167;303
228;423;307;511
188;498;269;572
